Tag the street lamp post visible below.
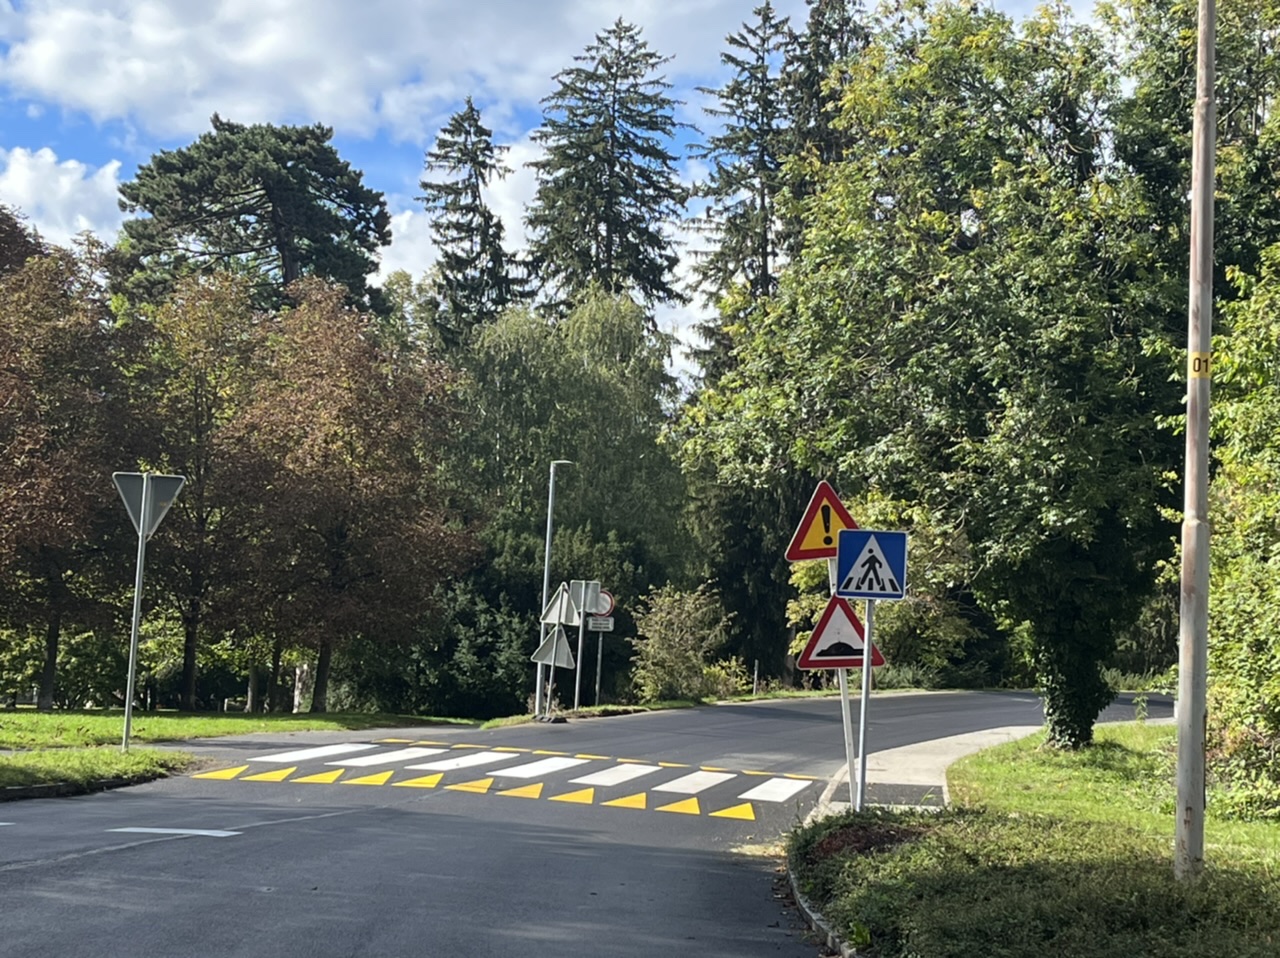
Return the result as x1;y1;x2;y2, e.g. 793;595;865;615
535;460;573;717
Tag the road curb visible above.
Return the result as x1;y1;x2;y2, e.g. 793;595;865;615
788;858;861;958
0;776;144;803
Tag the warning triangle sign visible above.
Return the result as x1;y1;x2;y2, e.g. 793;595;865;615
796;595;885;670
839;535;902;597
786;481;859;561
540;582;580;627
531;626;576;668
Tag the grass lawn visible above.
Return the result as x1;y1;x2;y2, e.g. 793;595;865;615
788;722;1280;958
0;709;474;792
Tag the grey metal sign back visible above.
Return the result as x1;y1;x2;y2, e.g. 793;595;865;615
113;472;185;539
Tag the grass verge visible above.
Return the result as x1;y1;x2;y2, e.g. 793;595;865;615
0;710;472;750
788;723;1280;957
1;747;192;790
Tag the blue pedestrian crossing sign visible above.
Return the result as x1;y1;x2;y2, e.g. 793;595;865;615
836;529;908;600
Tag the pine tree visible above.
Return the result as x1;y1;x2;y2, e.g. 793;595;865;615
525;19;687;312
118;114;391;311
780;0;869;256
690;1;791;382
418;97;521;349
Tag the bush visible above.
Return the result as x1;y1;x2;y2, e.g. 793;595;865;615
630;583;733;703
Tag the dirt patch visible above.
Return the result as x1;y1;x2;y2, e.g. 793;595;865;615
805;820;927;864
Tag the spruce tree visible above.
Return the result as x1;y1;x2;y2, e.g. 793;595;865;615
780;0;869;256
418;97;521;349
690;1;791;382
525;18;687;312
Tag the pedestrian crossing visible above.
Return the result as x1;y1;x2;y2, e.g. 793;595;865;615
191;739;823;822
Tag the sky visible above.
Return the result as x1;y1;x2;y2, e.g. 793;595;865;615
0;0;1060;375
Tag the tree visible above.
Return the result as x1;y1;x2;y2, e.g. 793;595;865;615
140;272;264;710
684;3;1181;747
0;204;44;278
0;242;137;709
231;279;476;712
525;19;688;311
118;115;391;311
779;0;870;256
418;97;522;349
690;1;792;379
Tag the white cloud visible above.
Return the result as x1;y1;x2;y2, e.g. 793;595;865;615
0;0;817;141
0;147;123;247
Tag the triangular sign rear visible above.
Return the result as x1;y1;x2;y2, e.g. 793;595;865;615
112;472;186;539
540;582;580;627
796;595;885;670
786;481;859;561
530;626;576;669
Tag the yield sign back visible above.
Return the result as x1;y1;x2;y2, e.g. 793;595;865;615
796;595;885;670
786;481;859;561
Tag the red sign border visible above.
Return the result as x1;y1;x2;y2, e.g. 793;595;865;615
796;595;885;670
785;480;860;561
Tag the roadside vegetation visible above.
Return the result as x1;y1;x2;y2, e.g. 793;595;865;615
789;723;1280;957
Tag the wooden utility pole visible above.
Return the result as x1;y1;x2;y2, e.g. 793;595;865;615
1176;0;1216;882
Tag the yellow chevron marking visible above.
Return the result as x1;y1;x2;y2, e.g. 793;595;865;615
742;770;771;776
498;783;544;799
293;769;344;784
392;774;443;789
533;750;569;756
192;765;249;780
451;744;485;750
700;766;730;772
375;738;413;743
656;797;701;815
601;792;647;810
241;766;297;783
549;788;595;805
342;771;394;786
411;740;447;746
710;803;756;821
784;773;820;781
493;747;529;753
658;762;690;769
617;758;648;764
575;753;610;760
446;778;493;794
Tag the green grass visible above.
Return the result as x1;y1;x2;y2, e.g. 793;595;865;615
0;710;473;750
0;747;192;789
789;722;1280;957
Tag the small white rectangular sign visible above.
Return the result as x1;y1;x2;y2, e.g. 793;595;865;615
587;616;614;632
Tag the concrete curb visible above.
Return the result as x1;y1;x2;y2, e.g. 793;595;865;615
788;865;860;958
0;776;145;803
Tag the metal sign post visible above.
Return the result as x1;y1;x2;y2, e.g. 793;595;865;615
829;557;857;808
113;471;185;752
856;600;876;810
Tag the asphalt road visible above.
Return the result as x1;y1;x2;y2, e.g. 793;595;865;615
0;691;1169;958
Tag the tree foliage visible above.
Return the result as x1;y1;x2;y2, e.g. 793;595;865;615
119;114;391;311
526;19;687;311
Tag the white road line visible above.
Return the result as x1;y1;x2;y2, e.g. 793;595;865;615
0;823;13;827
325;747;446;767
249;744;378;763
489;757;590;779
738;778;812;803
405;750;521;772
652;771;736;794
108;828;240;838
570;764;661;787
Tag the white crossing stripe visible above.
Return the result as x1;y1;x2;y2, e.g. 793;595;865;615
0;823;13;827
738;778;812;803
570;764;661;787
489;757;590;779
652;771;736;794
249;743;378;763
406;750;522;772
325;747;446;767
109;827;240;838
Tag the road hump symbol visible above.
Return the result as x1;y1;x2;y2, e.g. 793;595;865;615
786;481;859;561
796;595;885;670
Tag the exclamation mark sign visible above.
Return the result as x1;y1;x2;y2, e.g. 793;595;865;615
821;504;832;545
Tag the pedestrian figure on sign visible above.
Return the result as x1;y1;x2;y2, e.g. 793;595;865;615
856;552;886;592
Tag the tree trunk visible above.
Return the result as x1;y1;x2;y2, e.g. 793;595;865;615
181;609;199;711
267;639;286;713
309;640;332;713
293;662;313;713
36;607;61;711
245;663;260;713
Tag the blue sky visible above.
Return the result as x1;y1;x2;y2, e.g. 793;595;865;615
0;0;1066;369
